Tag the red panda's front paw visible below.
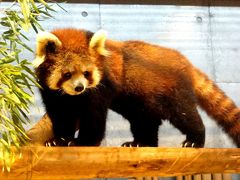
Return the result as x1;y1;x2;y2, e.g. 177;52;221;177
45;138;77;147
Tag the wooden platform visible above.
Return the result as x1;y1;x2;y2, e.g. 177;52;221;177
1;147;240;180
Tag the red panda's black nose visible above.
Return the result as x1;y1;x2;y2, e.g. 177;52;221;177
75;84;84;92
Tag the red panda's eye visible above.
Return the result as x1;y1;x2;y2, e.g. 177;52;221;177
83;71;90;78
63;72;72;79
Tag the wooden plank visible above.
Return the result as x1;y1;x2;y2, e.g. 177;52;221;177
1;147;240;179
202;174;212;180
186;175;192;180
223;174;232;180
144;177;153;180
194;174;202;180
213;174;222;180
152;176;158;180
177;176;183;180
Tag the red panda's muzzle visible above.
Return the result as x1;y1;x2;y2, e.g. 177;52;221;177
74;83;84;92
61;76;88;96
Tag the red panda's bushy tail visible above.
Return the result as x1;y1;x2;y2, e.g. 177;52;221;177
192;68;240;147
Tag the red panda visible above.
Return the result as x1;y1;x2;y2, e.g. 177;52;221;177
34;28;240;147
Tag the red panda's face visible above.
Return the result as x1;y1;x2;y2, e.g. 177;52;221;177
34;29;109;96
45;51;101;95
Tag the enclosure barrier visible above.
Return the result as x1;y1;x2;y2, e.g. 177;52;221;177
1;147;240;180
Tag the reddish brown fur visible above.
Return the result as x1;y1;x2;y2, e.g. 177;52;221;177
36;28;240;147
52;29;90;52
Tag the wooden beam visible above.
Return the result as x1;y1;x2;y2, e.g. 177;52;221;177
1;147;240;179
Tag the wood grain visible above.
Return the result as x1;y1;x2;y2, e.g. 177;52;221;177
1;147;240;179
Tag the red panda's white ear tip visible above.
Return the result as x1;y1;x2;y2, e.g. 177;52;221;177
96;29;107;37
33;32;62;68
89;29;110;56
89;29;107;48
36;31;62;48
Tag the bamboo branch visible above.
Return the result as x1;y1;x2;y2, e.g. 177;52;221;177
1;147;240;179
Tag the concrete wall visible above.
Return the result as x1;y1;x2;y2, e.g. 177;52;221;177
1;2;240;148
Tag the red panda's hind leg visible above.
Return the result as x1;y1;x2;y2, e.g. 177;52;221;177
170;107;205;148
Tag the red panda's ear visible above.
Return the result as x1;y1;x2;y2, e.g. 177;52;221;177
33;32;62;68
89;30;110;56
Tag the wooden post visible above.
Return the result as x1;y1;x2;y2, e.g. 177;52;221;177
26;113;53;146
1;147;240;179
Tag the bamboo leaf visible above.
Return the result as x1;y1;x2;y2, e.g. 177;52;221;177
29;0;40;14
38;0;56;12
19;32;29;41
15;40;33;52
30;21;39;33
17;0;31;31
0;0;60;171
0;139;10;150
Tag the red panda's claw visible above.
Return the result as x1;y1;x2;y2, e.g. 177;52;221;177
182;140;203;148
121;141;142;147
45;137;71;147
45;141;52;147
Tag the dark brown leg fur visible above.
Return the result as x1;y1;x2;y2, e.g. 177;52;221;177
122;118;160;147
170;99;205;148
